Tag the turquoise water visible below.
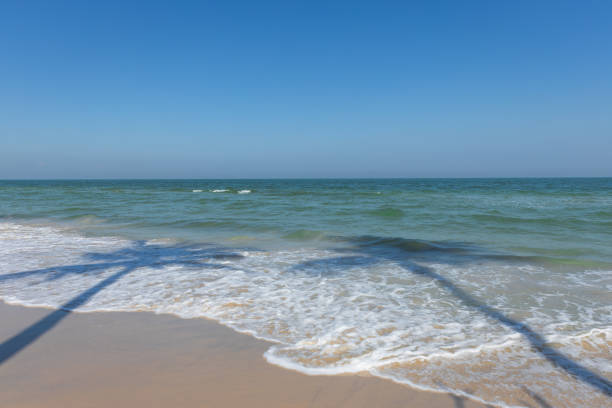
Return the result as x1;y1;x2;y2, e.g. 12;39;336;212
0;179;610;407
2;178;612;263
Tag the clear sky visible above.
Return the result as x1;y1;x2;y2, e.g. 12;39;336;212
1;1;611;178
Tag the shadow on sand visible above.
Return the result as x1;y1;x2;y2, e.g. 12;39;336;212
0;241;245;365
0;235;610;406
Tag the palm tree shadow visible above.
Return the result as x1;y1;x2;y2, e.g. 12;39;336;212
0;241;247;365
449;393;466;408
292;236;612;398
521;386;554;408
393;257;611;397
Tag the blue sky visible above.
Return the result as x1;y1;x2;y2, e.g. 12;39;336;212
1;1;611;178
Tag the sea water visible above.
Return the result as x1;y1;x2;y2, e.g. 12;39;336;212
0;179;610;407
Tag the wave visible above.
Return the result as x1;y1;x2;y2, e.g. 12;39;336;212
367;207;405;219
283;229;327;241
265;190;386;197
0;222;610;408
471;213;591;227
338;236;612;269
208;189;252;194
342;235;472;254
64;215;107;225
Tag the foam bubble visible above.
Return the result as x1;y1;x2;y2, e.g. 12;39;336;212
0;222;609;408
238;190;251;194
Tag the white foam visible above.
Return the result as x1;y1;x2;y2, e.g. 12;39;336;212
192;189;203;193
211;189;228;193
0;222;609;408
237;190;251;194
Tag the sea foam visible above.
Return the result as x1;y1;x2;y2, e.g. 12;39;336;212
0;222;609;408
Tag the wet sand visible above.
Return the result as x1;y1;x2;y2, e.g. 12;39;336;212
0;302;493;408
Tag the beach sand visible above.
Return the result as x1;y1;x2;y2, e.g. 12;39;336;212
0;302;490;408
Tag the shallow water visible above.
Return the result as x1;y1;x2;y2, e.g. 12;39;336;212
0;179;610;407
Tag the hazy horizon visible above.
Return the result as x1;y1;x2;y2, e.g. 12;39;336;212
2;176;612;181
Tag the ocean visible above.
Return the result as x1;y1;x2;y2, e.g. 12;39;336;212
0;178;610;407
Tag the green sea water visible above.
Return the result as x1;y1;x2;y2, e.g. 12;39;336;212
1;178;611;265
0;178;610;407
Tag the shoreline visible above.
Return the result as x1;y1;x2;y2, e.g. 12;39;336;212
0;301;491;408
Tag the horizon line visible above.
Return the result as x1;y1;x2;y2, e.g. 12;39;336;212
1;176;611;181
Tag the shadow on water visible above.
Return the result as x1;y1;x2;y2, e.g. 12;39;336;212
293;236;612;400
290;255;380;277
394;258;612;397
0;241;245;365
0;233;610;403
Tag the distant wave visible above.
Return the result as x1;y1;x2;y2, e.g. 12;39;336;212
367;207;405;219
208;188;251;194
283;229;327;241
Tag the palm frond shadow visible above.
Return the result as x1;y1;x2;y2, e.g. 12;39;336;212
1;234;610;402
292;236;612;399
0;241;248;365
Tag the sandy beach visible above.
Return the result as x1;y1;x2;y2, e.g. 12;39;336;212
0;302;493;408
2;0;611;406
